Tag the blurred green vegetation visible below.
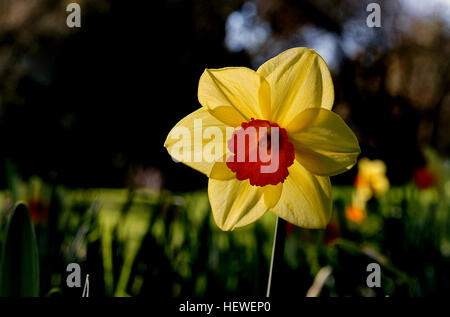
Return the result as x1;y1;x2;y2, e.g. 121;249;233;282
0;150;449;297
0;203;39;297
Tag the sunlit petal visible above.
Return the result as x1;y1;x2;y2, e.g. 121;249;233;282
257;48;334;127
210;161;235;180
288;108;360;176
271;160;332;228
198;67;271;125
164;108;230;176
208;178;267;231
262;183;283;209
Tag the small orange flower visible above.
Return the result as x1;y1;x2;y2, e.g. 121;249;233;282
345;205;366;223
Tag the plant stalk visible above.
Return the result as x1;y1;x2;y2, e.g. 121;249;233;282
266;217;287;297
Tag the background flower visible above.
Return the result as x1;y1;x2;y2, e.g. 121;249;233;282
354;158;390;198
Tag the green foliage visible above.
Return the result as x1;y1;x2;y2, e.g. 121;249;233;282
0;203;40;297
0;152;449;297
48;183;449;297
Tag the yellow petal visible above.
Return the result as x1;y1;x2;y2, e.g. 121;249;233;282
206;106;246;127
288;108;360;176
198;67;271;125
357;158;389;196
257;48;334;127
210;161;235;180
271;160;332;228
208;178;267;231
359;158;386;176
372;177;389;196
262;183;283;209
164;108;231;177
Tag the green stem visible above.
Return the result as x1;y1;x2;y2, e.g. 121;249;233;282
266;217;287;297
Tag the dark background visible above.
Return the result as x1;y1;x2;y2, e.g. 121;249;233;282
0;0;448;191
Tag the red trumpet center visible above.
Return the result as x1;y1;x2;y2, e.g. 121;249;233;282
226;118;295;186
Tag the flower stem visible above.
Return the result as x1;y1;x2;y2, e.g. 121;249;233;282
266;217;287;297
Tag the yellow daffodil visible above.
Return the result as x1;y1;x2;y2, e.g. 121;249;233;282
354;158;389;198
164;47;360;231
347;158;389;224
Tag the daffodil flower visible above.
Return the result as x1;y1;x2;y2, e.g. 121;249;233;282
354;158;389;198
347;158;389;224
165;48;360;231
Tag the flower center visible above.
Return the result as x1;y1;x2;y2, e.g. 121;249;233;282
226;118;295;186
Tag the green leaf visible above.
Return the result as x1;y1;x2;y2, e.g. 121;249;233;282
0;202;40;297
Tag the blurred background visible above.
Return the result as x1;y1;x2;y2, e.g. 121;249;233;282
0;0;449;297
